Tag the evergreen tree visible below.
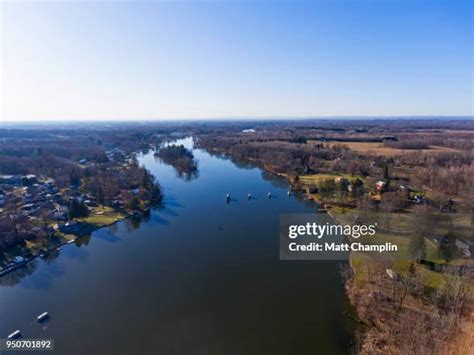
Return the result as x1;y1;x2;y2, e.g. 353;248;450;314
438;231;457;261
409;233;426;262
68;199;89;219
351;178;364;198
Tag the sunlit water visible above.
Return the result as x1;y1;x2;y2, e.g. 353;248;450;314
0;138;354;354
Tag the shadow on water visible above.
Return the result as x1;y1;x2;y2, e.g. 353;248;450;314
93;229;121;243
19;262;65;291
149;214;171;226
75;234;92;247
159;207;180;217
261;170;290;189
0;261;39;287
61;245;89;262
164;199;185;209
0;256;67;291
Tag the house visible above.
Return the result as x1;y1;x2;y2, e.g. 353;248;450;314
0;175;21;185
52;210;68;221
21;203;39;213
412;195;424;204
58;221;93;236
21;174;37;186
440;204;455;213
58;221;79;233
84;199;98;207
375;181;386;191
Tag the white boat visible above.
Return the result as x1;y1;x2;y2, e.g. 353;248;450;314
8;330;21;339
37;312;50;322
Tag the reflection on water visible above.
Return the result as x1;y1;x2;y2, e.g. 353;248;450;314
154;143;199;181
0;137;354;355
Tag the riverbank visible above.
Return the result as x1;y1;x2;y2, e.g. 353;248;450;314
204;148;473;354
0;203;157;278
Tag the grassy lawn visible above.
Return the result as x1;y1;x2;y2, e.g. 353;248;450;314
78;206;125;227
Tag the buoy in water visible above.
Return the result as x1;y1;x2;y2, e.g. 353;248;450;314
37;312;49;322
267;192;272;198
287;191;291;197
248;193;251;200
226;193;230;203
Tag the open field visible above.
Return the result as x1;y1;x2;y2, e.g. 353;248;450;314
299;173;364;185
308;140;461;156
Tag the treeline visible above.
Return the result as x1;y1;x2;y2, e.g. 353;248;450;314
196;136;371;177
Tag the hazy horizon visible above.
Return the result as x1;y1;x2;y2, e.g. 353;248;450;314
1;115;473;126
1;0;472;122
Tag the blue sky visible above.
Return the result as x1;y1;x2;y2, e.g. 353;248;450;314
1;0;472;121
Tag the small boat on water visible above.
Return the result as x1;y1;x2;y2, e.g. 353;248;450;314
247;193;252;200
267;192;272;198
287;191;291;196
8;330;21;339
37;312;49;322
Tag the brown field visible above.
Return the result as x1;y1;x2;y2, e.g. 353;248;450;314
308;140;460;156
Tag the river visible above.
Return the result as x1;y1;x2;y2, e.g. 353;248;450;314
0;138;354;354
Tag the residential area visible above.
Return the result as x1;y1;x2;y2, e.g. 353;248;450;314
0;126;165;275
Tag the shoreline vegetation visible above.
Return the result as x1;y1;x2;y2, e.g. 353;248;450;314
194;119;474;354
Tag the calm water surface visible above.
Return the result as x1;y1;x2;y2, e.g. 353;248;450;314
0;138;354;354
